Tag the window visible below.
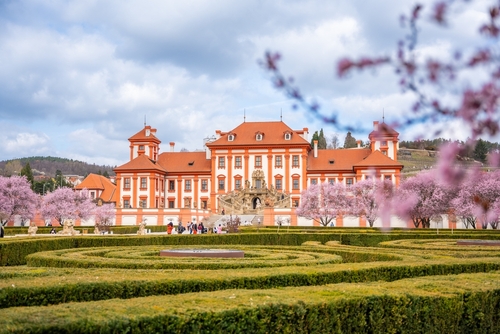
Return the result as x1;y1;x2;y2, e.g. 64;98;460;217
255;156;262;167
346;178;353;187
218;179;225;191
275;155;282;167
235;179;241;189
228;134;234;141
382;150;387;155
235;156;242;168
293;179;299;190
90;191;95;199
292;155;299;167
202;201;207;209
201;179;208;191
276;179;282;190
256;180;262;189
168;201;175;208
328;178;335;184
381;141;388;146
124;178;131;189
123;200;130;208
139;199;147;208
256;134;262;141
218;157;225;168
140;177;147;189
385;175;392;181
311;179;317;185
185;180;191;191
169;180;175;191
293;199;299;207
285;133;291;140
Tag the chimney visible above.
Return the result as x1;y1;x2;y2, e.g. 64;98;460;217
314;140;318;158
356;140;361;148
169;142;175;152
373;121;379;131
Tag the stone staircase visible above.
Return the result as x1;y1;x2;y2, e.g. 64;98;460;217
206;214;259;227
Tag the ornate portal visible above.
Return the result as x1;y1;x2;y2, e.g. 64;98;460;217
218;170;290;214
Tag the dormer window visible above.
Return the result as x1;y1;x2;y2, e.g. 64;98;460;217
228;134;235;141
284;133;291;140
329;160;335;165
145;129;150;136
256;133;263;141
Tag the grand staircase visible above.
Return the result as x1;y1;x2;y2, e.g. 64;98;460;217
206;214;264;227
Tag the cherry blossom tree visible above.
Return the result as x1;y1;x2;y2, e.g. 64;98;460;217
452;170;500;229
350;179;394;227
396;172;454;228
296;182;351;226
262;1;500;190
94;203;116;231
0;176;38;229
40;187;95;225
451;176;479;229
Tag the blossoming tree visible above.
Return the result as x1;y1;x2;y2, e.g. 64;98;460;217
350;179;394;228
296;182;351;226
0;176;38;234
452;171;500;229
94;203;116;232
40;187;95;225
262;1;500;225
396;172;454;228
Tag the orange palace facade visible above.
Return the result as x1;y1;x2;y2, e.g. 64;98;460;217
110;120;403;226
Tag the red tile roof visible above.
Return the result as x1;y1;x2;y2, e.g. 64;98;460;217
75;173;116;202
369;122;399;137
207;121;310;147
157;151;211;173
353;150;403;168
129;126;161;143
308;148;371;172
114;154;167;173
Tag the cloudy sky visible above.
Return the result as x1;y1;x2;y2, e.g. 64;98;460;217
0;0;492;166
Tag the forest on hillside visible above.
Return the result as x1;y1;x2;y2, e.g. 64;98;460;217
0;156;116;177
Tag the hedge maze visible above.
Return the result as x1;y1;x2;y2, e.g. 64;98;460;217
1;229;500;333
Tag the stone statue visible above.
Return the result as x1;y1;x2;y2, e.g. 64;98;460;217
27;222;38;236
137;220;147;235
58;219;80;236
94;226;100;235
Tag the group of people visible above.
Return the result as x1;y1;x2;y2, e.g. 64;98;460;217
166;221;224;234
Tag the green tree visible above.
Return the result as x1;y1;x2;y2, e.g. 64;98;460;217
310;131;319;148
318;129;327;149
343;132;357;148
103;171;110;178
20;162;34;188
473;139;488;163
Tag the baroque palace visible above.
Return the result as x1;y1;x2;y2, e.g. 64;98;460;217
92;119;403;227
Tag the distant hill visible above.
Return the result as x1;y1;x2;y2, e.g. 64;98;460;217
0;156;116;177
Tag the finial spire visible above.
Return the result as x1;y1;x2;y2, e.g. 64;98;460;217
244;109;246;122
280;108;282;121
382;109;385;123
144;115;147;126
